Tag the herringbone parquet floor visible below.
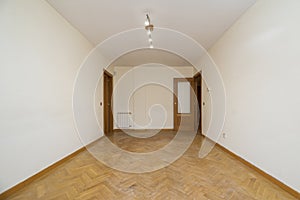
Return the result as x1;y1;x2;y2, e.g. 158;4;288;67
4;130;297;200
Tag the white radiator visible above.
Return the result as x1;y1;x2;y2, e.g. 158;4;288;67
117;112;132;128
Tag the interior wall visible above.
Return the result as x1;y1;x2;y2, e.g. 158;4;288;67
112;65;194;129
0;0;92;193
201;81;211;136
204;0;300;192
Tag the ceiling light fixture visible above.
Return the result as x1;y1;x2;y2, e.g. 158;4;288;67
145;14;154;49
144;14;150;26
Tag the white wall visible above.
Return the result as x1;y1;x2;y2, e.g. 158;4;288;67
112;65;194;129
205;0;300;192
201;81;211;136
0;0;92;193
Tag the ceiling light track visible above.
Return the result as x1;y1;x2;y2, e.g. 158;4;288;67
145;14;154;48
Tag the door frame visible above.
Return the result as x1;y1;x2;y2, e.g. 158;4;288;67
103;70;113;135
193;72;202;134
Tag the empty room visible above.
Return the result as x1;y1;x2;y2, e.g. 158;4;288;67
0;0;299;199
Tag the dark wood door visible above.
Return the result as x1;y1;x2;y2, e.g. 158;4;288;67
103;70;113;135
174;78;195;131
194;72;202;134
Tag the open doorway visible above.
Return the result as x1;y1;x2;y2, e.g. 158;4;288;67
173;78;195;131
103;70;113;136
193;72;202;134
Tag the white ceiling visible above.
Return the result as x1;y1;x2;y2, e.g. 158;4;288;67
47;0;256;65
111;49;191;67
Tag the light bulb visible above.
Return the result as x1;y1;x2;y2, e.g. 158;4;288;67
148;37;153;42
147;29;151;35
149;44;154;48
144;20;150;26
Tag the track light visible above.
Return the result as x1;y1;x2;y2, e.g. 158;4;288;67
145;14;154;49
145;14;150;26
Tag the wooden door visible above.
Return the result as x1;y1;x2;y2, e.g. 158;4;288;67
194;72;202;133
173;78;195;131
103;70;113;135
